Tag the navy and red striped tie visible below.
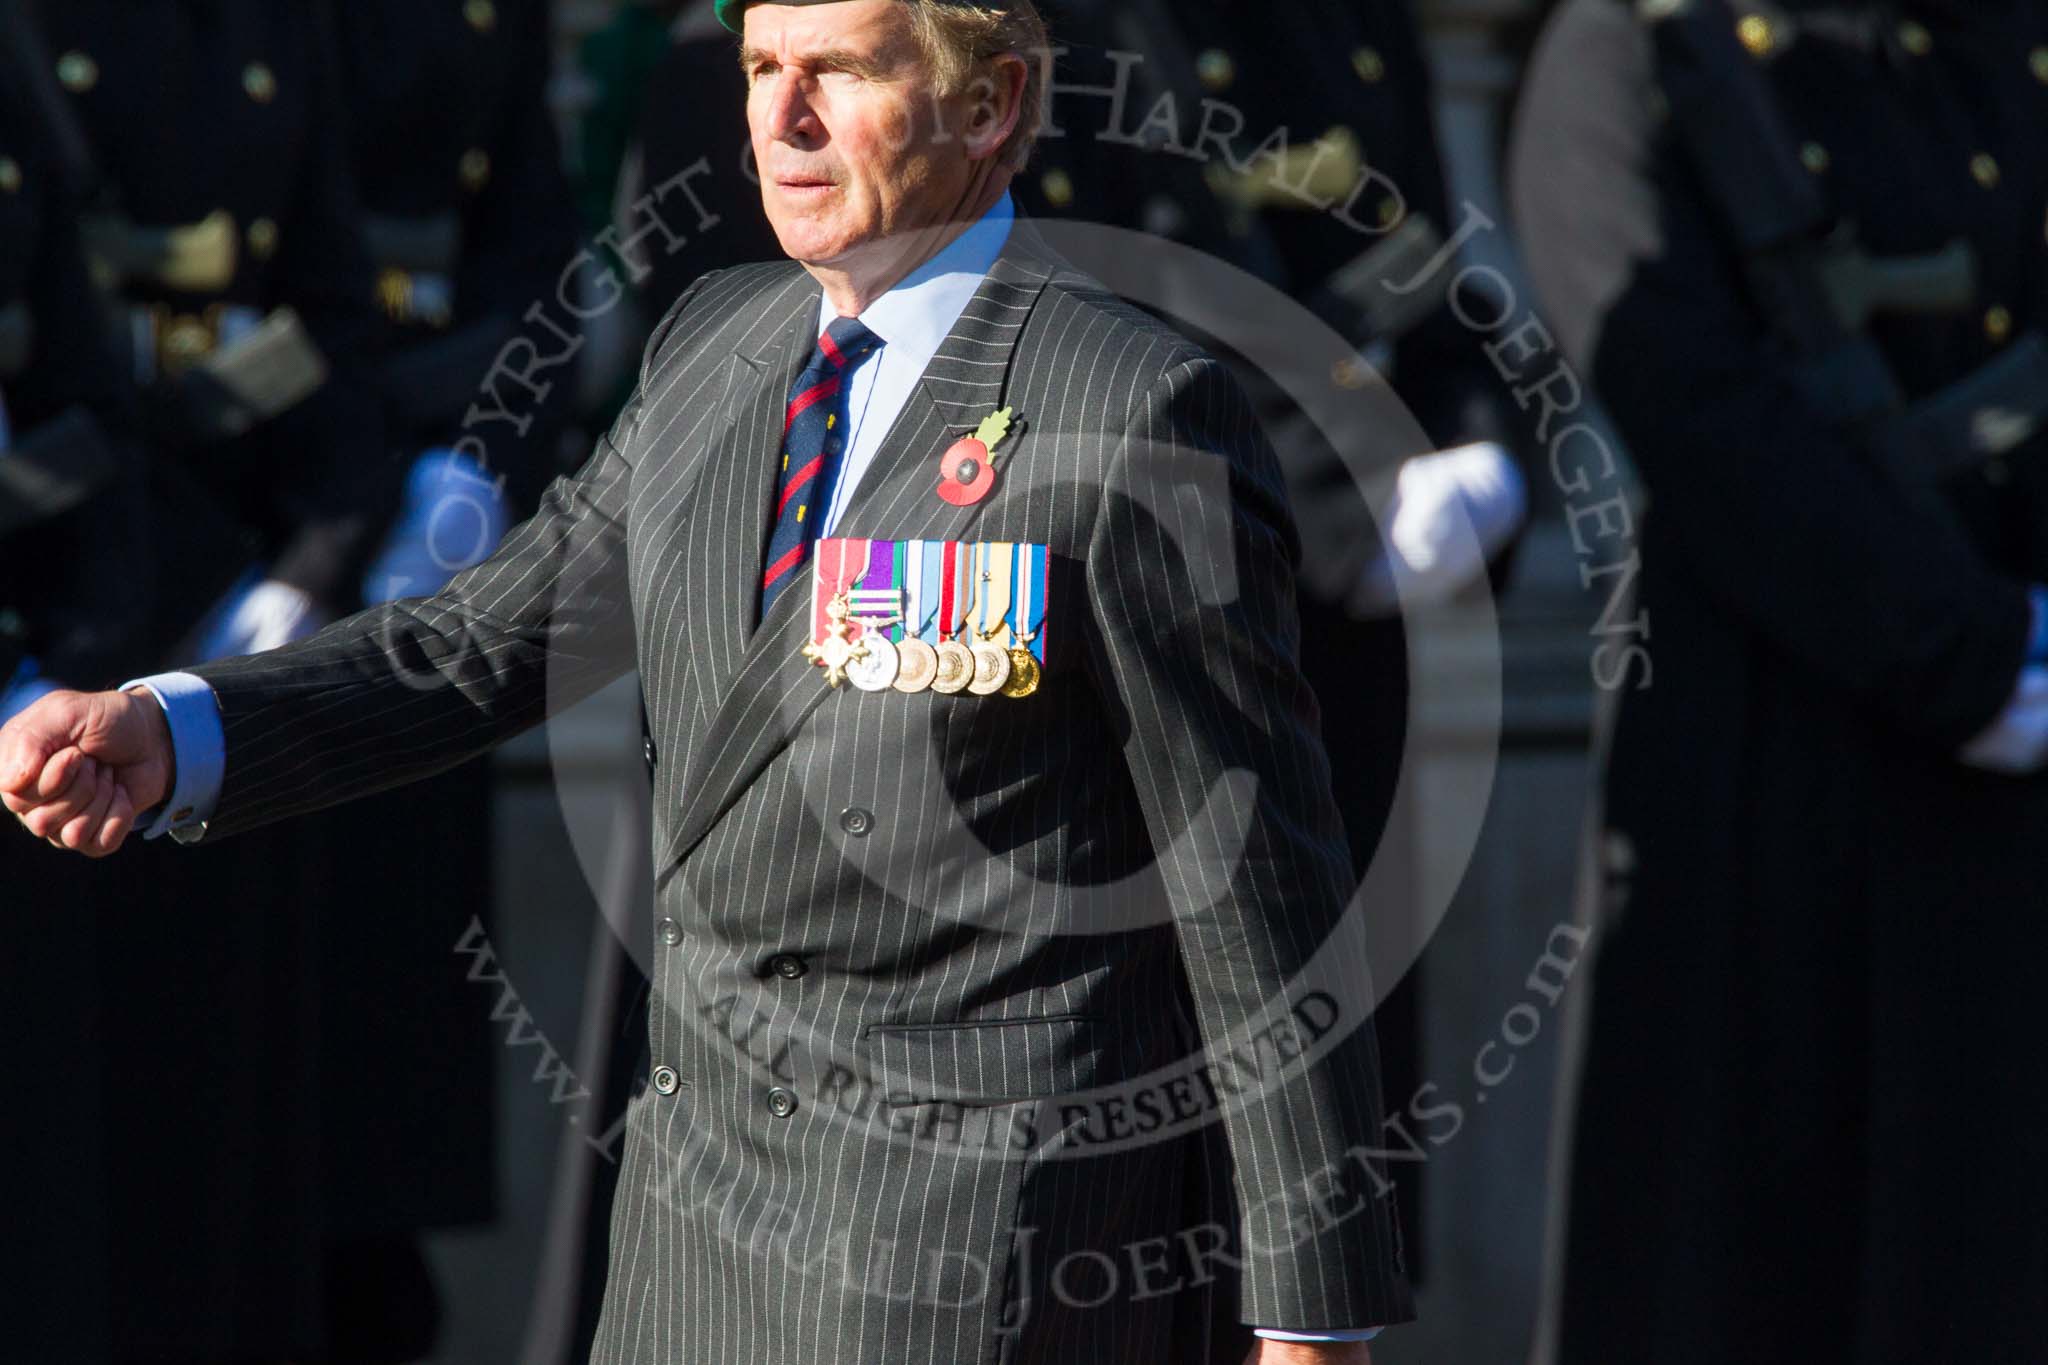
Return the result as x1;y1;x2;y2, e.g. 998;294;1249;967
759;315;881;618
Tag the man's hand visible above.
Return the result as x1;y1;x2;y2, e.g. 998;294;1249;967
1243;1338;1375;1364
0;687;175;856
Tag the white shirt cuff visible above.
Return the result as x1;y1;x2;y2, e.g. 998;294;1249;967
1253;1326;1384;1342
120;671;225;841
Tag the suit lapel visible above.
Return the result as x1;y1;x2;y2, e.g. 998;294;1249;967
662;230;1060;875
830;238;1057;540
676;279;820;708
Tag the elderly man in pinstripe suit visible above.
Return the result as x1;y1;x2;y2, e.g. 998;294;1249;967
3;1;1412;1359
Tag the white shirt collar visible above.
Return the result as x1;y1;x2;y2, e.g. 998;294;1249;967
814;192;1015;367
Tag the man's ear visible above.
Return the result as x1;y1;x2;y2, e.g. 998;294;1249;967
959;52;1030;162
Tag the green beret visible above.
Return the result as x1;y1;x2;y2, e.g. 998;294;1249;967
717;0;870;33
716;0;980;35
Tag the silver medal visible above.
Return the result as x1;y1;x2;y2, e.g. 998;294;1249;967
847;632;901;691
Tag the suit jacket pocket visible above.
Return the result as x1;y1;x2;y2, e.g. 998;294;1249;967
863;1014;1114;1106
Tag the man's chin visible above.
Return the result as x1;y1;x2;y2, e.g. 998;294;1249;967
769;217;865;268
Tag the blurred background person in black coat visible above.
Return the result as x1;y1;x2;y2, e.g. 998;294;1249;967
0;0;575;1358
304;2;583;1358
0;7;136;1353
5;1;398;1358
1514;2;2048;1359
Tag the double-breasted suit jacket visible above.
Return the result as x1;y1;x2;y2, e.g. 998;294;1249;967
183;220;1414;1363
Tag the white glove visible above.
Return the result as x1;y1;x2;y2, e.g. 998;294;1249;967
1959;665;2048;776
360;447;513;604
1351;440;1527;617
1;666;58;725
191;574;328;661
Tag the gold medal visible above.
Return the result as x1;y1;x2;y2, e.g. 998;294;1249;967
801;593;868;687
800;541;870;687
932;640;974;693
1003;543;1047;699
1001;648;1041;698
893;638;939;692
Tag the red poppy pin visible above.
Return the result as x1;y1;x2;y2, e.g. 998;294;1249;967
935;406;1016;506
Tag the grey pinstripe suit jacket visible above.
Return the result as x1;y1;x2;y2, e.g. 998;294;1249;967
188;218;1413;1363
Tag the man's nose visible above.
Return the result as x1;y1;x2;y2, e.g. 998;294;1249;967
764;71;820;146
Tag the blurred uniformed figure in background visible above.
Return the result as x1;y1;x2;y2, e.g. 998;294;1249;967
567;1;759;424
0;2;458;1360
0;7;145;722
576;0;690;247
633;0;799;305
1513;2;2048;1359
338;0;580;533
0;3;134;1352
298;2;584;1357
34;0;391;653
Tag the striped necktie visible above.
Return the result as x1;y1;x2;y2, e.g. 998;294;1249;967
759;315;881;617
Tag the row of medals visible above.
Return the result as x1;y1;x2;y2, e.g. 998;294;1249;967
833;599;1042;698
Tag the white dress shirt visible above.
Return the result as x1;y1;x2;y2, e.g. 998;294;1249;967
814;191;1014;536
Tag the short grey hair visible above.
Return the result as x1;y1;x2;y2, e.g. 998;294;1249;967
902;1;1049;172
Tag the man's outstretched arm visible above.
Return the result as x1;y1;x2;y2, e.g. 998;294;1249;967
0;266;750;854
1;415;640;852
171;416;643;843
0;267;733;854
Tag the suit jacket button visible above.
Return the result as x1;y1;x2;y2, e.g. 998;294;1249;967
766;1086;798;1118
837;806;874;837
768;953;807;980
652;1065;680;1096
657;917;683;946
643;736;657;769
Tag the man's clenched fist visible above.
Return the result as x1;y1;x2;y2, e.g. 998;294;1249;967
1242;1337;1375;1364
0;687;175;857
